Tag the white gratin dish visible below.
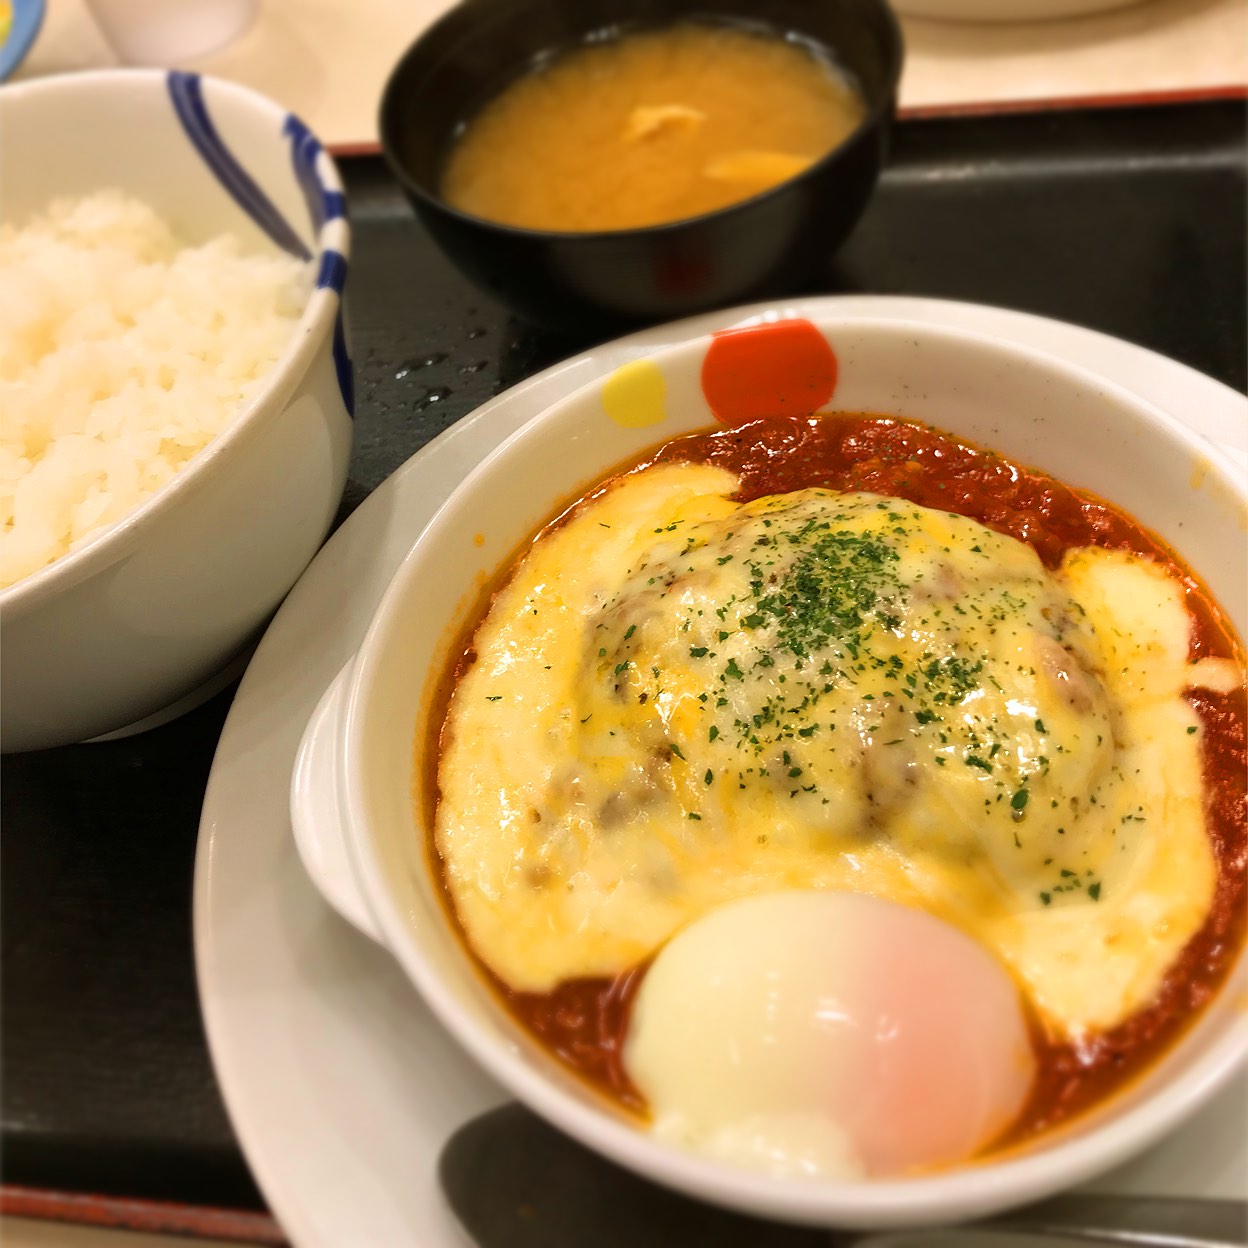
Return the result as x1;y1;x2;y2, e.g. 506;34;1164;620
290;316;1247;1229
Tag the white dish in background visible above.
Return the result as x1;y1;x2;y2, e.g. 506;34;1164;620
0;0;45;81
20;0;1248;144
195;296;1248;1248
892;0;1150;19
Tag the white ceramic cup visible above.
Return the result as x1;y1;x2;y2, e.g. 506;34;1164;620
292;317;1247;1228
84;0;258;65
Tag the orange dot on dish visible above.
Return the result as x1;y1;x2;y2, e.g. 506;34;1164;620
701;319;837;426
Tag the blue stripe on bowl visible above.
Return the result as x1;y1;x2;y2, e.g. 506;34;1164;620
167;71;312;262
316;250;348;295
332;313;355;418
318;250;354;415
279;113;353;417
283;114;346;233
166;74;354;418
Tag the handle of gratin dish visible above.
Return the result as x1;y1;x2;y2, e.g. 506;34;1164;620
290;659;385;944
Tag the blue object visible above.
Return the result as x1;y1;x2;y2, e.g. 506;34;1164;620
167;70;312;261
0;0;46;82
164;70;354;414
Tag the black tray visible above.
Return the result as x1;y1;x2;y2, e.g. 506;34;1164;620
2;99;1245;1223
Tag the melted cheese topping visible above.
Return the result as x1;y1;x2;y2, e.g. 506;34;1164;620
435;463;1223;1037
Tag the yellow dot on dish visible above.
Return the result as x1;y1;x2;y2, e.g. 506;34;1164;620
602;359;668;428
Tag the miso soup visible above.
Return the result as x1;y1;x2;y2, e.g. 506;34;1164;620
439;23;866;233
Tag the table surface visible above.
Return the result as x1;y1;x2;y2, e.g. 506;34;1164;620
1;98;1246;1238
14;0;1248;148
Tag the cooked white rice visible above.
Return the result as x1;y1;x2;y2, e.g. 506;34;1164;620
0;189;311;590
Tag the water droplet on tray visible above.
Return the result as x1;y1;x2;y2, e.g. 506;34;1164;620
415;387;452;411
395;351;449;381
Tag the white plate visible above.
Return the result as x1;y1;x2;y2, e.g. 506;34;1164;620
194;296;1248;1248
892;0;1148;21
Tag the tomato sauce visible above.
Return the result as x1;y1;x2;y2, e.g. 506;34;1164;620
431;414;1247;1147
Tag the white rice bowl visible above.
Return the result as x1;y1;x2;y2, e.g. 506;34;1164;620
0;189;310;589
